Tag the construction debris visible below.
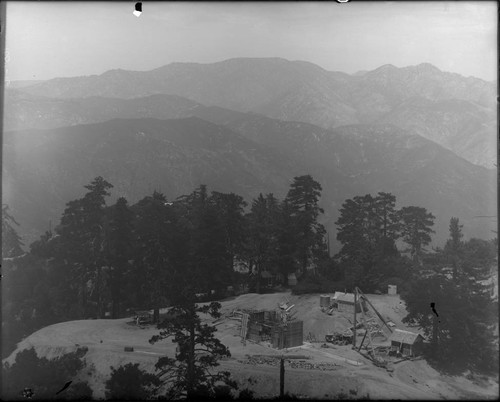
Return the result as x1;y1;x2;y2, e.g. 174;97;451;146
240;356;338;371
235;303;304;349
325;330;353;345
306;332;319;343
134;311;153;326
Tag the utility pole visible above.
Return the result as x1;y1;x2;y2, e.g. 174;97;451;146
353;288;357;348
277;355;305;399
279;357;285;399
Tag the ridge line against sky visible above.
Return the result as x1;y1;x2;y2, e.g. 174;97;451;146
5;1;497;82
7;58;496;85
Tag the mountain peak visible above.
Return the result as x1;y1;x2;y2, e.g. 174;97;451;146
413;63;441;73
375;64;398;71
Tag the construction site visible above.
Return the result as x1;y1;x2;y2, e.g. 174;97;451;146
223;286;424;370
5;288;499;400
233;297;304;349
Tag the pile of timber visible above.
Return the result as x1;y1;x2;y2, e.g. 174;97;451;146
356;349;388;368
240;355;338;371
321;306;336;315
289;361;339;371
306;332;321;343
325;329;353;345
227;309;245;320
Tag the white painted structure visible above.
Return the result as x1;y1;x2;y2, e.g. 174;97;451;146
388;285;397;295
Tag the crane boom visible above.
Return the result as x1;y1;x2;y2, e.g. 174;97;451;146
355;287;393;333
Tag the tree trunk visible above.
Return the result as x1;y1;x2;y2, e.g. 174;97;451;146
81;274;87;319
452;255;458;280
96;265;103;318
279;358;285;399
432;313;439;352
111;300;119;319
153;279;160;323
110;277;120;319
110;268;121;319
186;305;196;398
256;259;262;294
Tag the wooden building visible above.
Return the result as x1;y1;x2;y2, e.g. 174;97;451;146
390;329;424;357
260;271;274;287
271;321;303;349
287;273;297;287
245;309;303;349
332;292;366;313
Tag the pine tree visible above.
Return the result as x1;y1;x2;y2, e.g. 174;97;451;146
399;206;435;264
105;363;161;400
134;191;174;323
106;197;134;318
246;193;282;292
56;177;114;318
374;192;400;256
444;217;463;280
275;199;300;279
402;272;498;373
335;194;381;283
2;347;91;400
285;175;327;274
210;191;247;288
461;237;497;281
2;204;24;258
335;196;372;262
185;186;228;294
149;301;234;399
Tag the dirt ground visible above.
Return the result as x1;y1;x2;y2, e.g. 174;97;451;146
4;291;499;400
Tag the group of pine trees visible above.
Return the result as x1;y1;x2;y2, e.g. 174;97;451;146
402;218;498;374
334;192;436;291
2;175;329;357
2;174;497;380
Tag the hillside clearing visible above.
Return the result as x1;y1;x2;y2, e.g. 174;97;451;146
4;292;498;400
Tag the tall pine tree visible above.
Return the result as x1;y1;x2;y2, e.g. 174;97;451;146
399;206;435;265
56;177;113;318
106;197;134;318
285;175;327;275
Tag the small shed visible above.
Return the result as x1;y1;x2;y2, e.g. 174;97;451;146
287;273;297;287
319;295;331;308
260;271;274;287
332;292;365;313
390;329;424;357
134;310;153;325
388;285;397;295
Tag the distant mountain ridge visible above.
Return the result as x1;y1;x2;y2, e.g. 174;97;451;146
12;58;497;168
3;113;496;249
4;91;202;131
4;58;496;247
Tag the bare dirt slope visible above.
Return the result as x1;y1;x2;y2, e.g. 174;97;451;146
4;292;498;400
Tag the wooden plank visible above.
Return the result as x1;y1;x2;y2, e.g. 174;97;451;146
240;313;250;339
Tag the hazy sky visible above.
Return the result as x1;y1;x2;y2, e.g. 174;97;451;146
5;1;497;82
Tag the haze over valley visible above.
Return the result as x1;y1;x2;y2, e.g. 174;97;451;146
4;58;497;248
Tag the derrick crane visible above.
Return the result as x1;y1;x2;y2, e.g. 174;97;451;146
353;287;393;367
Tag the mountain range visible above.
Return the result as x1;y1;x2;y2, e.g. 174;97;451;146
11;58;497;168
3;58;497;248
3;114;496;250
